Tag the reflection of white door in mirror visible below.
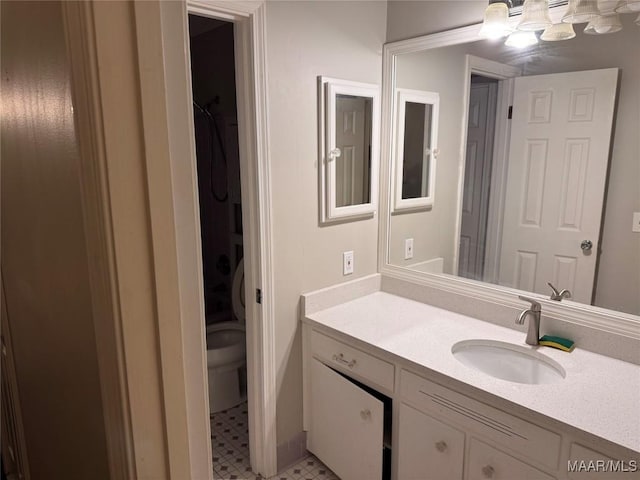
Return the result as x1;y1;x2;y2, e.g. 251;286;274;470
393;88;439;212
318;76;380;224
335;95;371;208
498;68;619;304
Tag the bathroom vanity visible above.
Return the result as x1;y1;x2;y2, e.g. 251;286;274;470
306;4;640;478
301;276;640;480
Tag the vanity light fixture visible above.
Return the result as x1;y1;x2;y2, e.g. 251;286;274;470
479;1;514;38
541;21;577;38
562;0;601;23
518;0;553;30
584;12;624;32
615;0;640;13
505;29;539;46
482;0;639;46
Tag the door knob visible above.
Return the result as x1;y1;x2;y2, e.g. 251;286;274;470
360;409;371;421
580;240;593;251
482;465;495;478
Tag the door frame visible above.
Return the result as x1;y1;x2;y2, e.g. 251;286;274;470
141;0;277;476
185;1;277;475
458;80;498;280
65;0;276;477
452;55;521;282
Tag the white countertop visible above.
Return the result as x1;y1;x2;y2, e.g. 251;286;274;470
304;291;640;453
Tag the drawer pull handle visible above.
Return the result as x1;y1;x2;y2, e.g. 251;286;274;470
435;441;447;453
482;465;495;478
360;409;371;421
332;353;356;368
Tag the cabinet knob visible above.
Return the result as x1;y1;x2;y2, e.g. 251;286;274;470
482;465;495;478
435;441;448;453
360;409;371;421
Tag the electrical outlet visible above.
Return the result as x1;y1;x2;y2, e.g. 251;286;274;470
343;251;354;275
633;212;640;233
404;238;414;260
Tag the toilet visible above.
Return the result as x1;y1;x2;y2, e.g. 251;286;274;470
206;258;246;414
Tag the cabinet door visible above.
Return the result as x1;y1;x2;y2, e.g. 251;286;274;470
397;403;465;480
467;438;556;480
308;359;384;480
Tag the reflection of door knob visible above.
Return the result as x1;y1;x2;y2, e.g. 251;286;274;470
329;148;341;159
581;240;593;251
424;147;440;159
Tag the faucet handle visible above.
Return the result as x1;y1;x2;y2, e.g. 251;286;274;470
547;282;571;301
518;295;541;312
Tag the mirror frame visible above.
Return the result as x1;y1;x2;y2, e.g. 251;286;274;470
377;10;640;337
318;76;380;224
392;88;439;212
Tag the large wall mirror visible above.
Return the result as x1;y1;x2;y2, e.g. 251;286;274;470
380;8;640;322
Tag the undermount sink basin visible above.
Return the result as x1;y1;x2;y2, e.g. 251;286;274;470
451;339;566;385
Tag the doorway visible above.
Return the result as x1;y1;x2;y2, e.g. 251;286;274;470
188;13;252;478
458;74;499;281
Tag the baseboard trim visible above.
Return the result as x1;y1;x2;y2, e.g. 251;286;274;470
276;431;307;473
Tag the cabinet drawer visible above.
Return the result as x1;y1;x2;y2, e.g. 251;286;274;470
310;330;394;391
400;369;561;469
567;444;640;480
467;438;556;480
398;403;465;480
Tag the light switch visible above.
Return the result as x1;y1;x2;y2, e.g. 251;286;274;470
404;238;414;260
633;212;640;233
343;251;354;275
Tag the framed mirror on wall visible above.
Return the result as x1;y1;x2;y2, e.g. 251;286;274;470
318;76;380;223
392;88;439;212
378;7;640;329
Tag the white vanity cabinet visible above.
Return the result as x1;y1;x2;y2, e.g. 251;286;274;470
399;369;560;480
302;323;639;480
305;330;393;480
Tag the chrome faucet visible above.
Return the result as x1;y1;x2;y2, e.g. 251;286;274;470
516;296;541;346
547;282;571;301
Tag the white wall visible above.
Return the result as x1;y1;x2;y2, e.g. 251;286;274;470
390;47;469;271
387;0;487;43
265;0;387;455
1;2;111;477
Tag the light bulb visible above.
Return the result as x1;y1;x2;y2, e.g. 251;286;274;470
505;30;539;47
480;3;514;39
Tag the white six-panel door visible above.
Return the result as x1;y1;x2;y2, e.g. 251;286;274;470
336;97;369;207
498;68;618;303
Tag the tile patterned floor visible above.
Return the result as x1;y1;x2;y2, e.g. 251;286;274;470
211;402;339;480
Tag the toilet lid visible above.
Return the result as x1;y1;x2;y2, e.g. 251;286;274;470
232;258;245;323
